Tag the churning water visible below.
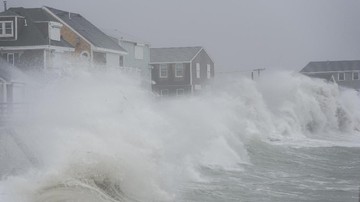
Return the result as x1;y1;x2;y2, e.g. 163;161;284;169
1;69;360;202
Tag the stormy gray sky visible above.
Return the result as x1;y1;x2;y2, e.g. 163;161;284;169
8;0;360;71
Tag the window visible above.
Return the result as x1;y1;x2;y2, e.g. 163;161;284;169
135;45;144;60
353;72;359;80
207;64;211;79
338;72;345;81
160;89;169;96
7;53;14;66
119;56;124;67
0;21;13;37
176;89;184;96
80;51;90;61
159;64;168;78
175;63;184;78
49;21;62;41
196;63;200;78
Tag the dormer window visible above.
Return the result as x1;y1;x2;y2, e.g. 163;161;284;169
0;21;14;37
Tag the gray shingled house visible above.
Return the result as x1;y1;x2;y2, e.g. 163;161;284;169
150;46;215;96
44;7;127;68
0;8;74;71
300;60;360;90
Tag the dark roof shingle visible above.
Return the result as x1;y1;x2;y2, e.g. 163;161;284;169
301;60;360;73
45;6;126;53
150;46;202;63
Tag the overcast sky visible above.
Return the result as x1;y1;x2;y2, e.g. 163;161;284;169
8;0;360;71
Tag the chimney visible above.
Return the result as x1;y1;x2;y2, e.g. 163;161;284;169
3;1;7;11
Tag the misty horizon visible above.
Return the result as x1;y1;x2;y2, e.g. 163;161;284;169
7;0;360;72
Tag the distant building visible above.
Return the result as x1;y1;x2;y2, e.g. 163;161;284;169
300;60;360;90
150;46;215;96
104;29;151;89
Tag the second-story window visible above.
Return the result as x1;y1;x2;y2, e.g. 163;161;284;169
175;63;184;78
0;21;14;37
353;72;359;80
159;64;168;78
338;72;345;81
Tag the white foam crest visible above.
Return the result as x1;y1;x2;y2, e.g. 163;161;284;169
2;69;360;201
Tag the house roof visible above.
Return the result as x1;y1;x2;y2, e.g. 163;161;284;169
0;7;73;48
45;6;126;53
0;10;22;17
150;46;203;63
301;60;360;73
103;28;150;45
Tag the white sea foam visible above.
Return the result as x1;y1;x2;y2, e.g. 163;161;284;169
1;68;360;201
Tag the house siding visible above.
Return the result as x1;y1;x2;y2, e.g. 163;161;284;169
121;41;151;87
307;72;360;90
60;24;91;56
191;49;214;91
151;63;191;95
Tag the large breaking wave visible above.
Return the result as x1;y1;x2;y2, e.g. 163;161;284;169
0;69;360;201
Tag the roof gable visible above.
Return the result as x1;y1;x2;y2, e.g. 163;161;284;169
150;46;203;63
301;60;360;73
0;7;73;48
45;6;126;53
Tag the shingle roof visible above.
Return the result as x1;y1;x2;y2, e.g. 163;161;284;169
150;46;202;63
301;60;360;73
103;28;150;45
45;6;126;53
0;7;73;48
0;10;22;17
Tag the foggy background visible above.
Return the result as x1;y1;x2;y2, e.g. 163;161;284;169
7;0;360;72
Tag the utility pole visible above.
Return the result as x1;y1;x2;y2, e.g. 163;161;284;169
251;68;265;80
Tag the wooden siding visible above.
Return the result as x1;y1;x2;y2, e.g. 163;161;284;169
60;24;91;56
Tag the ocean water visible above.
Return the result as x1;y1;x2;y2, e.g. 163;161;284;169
0;69;360;202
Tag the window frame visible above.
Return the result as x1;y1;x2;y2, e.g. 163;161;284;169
159;64;168;78
207;64;211;79
196;63;200;78
353;72;359;80
160;89;169;96
338;72;345;81
175;63;184;78
0;21;14;37
176;88;185;96
7;53;14;66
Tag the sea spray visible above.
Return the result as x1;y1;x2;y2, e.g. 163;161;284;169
1;69;360;201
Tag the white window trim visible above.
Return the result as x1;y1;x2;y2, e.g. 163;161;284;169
207;64;211;79
176;88;185;96
159;64;168;78
175;63;184;78
160;89;169;96
352;72;359;80
7;53;14;66
0;21;14;37
196;63;200;78
338;72;345;81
